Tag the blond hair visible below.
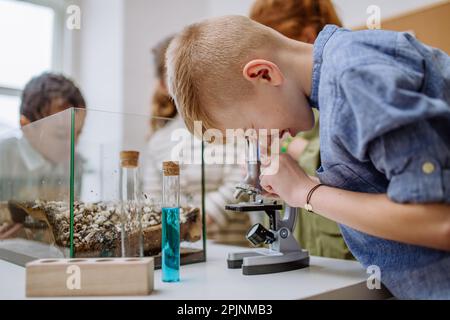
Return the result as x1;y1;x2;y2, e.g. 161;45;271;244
166;15;283;136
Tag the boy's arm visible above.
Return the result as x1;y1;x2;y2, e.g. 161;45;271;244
263;62;450;248
315;62;449;250
308;186;450;251
260;154;450;251
262;49;450;250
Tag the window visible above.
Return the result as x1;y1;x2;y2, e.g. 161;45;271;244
0;0;63;132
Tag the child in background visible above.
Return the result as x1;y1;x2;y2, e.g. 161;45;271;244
166;16;450;298
0;73;86;239
250;0;352;260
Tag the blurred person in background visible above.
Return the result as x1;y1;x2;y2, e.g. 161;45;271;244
250;0;353;259
0;73;86;240
144;36;251;246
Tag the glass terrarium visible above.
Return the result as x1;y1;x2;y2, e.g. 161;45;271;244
0;108;205;267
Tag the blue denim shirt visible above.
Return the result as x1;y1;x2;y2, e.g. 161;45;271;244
310;25;450;299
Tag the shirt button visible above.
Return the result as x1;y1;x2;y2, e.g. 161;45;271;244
422;162;435;174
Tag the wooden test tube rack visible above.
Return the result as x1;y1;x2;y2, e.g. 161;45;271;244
26;257;154;297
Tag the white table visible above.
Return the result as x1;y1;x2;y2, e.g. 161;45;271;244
0;242;390;300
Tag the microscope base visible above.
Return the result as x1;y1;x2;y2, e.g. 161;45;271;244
227;249;310;275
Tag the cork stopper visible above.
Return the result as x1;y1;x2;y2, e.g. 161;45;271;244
120;151;140;168
163;161;180;176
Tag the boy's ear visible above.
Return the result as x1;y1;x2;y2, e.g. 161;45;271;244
243;59;284;86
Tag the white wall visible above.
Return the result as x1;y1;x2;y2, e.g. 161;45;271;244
208;0;254;17
333;0;445;28
77;0;123;114
123;0;209;116
121;0;209;144
75;0;209;147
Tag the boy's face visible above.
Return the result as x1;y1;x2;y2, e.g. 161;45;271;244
233;89;314;139
213;59;315;138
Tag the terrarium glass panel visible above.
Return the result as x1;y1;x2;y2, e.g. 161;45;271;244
0;108;205;266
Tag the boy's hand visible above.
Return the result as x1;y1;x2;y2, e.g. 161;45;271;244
260;153;318;207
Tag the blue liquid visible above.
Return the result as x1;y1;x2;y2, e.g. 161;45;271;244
162;207;180;282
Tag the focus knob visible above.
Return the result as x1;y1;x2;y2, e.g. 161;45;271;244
246;223;275;246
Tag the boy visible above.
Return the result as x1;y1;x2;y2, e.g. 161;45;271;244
166;16;450;299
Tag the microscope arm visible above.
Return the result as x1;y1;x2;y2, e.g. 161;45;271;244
277;205;298;232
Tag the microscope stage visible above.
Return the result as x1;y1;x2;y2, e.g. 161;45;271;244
225;203;283;212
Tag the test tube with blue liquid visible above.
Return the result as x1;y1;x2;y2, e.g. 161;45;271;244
162;161;180;282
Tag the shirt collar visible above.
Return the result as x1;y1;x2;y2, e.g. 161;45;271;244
309;25;340;109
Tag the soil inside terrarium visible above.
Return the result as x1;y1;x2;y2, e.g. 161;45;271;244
5;200;202;258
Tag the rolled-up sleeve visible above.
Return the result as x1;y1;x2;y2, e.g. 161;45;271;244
369;122;450;203
338;64;450;204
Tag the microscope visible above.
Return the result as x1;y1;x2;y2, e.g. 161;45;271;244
225;137;310;275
